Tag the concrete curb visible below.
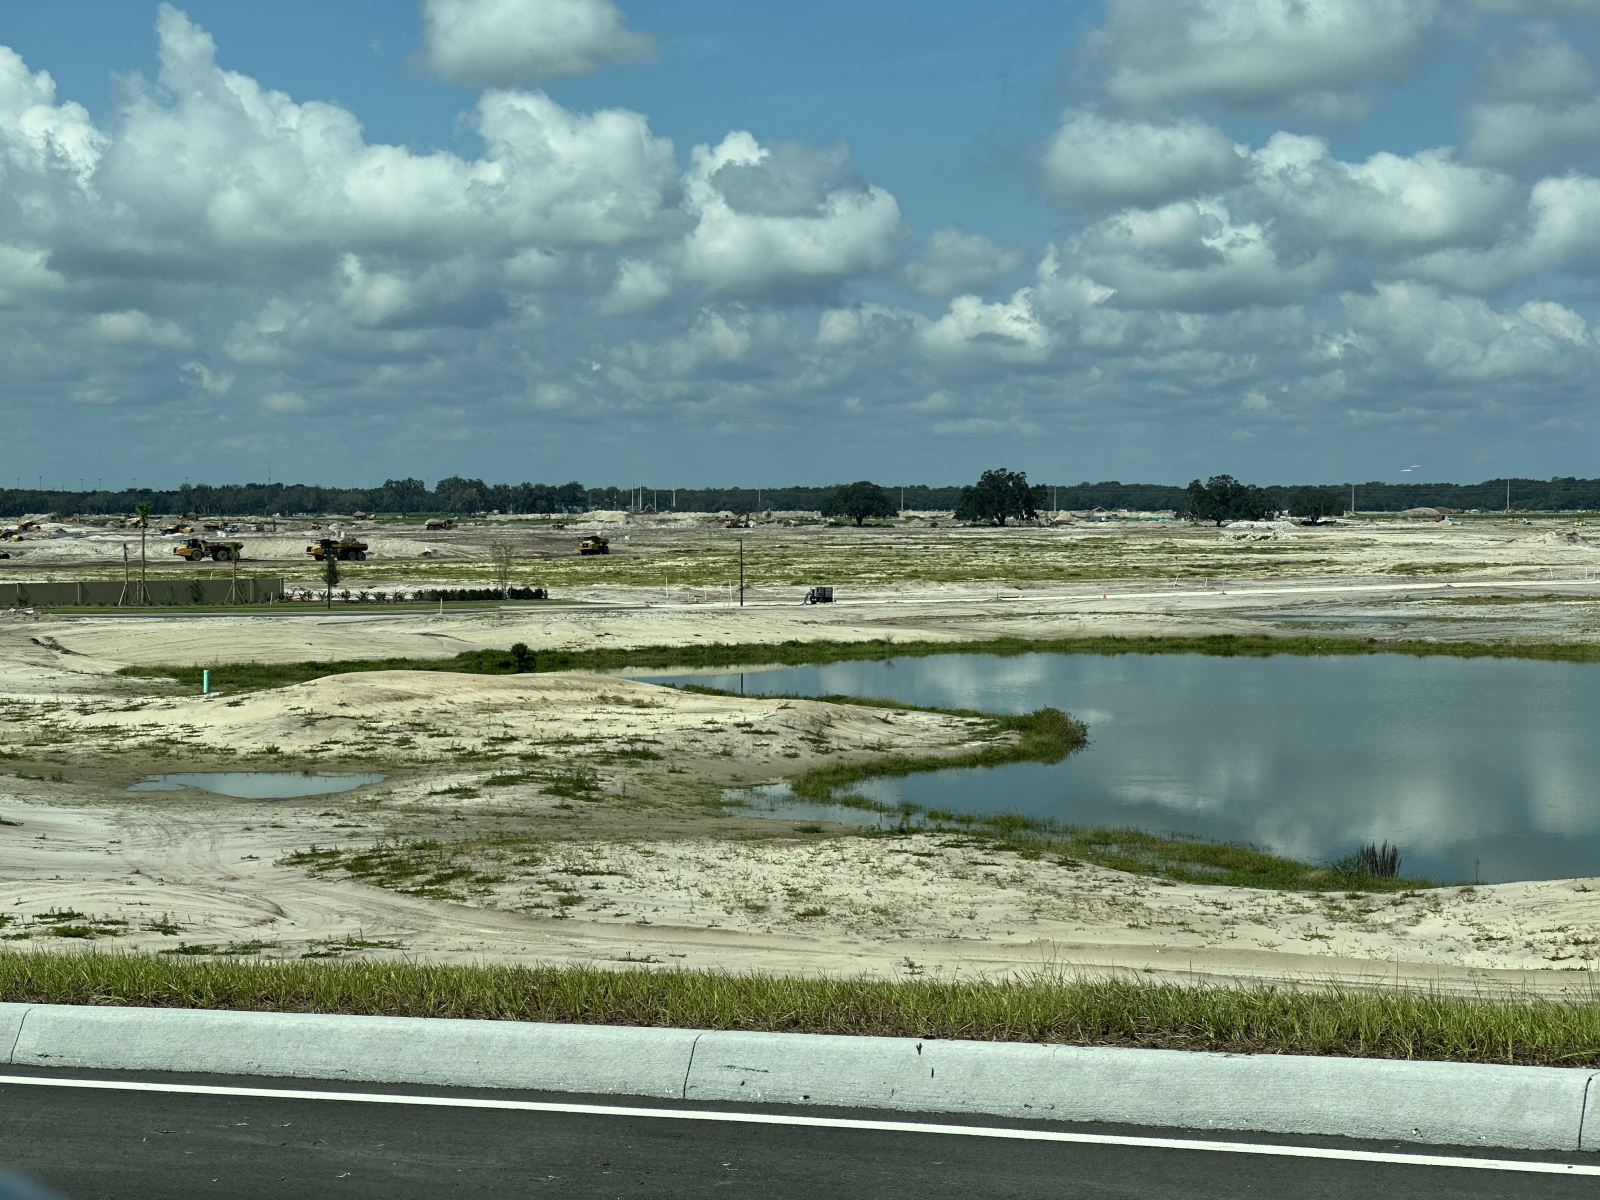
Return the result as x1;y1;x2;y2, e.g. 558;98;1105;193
3;1003;1596;1152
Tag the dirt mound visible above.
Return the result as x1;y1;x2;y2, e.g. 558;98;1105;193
60;669;987;766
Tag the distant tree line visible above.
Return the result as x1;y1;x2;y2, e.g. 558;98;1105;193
5;475;1599;520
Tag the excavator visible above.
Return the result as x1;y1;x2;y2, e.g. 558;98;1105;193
173;537;244;562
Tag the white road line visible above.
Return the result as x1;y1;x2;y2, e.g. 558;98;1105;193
2;1074;1596;1176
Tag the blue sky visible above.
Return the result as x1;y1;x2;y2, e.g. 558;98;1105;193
3;1;1600;491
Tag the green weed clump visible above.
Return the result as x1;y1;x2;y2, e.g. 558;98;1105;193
3;952;1598;1066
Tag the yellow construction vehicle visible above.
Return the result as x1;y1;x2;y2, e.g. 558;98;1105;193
578;536;610;556
174;537;244;563
306;536;369;562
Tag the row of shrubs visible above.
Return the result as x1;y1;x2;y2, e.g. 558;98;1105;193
418;587;549;601
286;586;548;603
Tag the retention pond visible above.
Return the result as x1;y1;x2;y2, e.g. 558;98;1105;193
630;654;1600;884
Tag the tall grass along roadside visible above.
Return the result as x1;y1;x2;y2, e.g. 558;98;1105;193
4;953;1598;1067
116;633;1600;695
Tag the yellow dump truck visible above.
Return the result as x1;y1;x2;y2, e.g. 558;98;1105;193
173;537;244;562
306;536;369;562
578;536;610;556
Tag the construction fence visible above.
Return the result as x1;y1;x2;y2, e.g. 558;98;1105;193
3;578;286;608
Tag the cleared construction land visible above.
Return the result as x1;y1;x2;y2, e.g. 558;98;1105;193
4;512;1600;1001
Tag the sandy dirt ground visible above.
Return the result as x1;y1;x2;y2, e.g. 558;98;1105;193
5;516;1600;993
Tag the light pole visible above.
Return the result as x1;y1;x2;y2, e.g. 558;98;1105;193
739;538;744;607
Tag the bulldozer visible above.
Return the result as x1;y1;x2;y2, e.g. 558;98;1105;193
173;537;244;562
578;536;610;556
306;536;369;562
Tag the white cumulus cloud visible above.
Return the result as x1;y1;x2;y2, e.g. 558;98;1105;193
1041;111;1244;209
904;228;1023;296
180;361;234;394
95;7;677;260
1251;134;1521;251
1342;282;1598;383
93;310;192;348
1072;200;1335;311
1463;23;1600;172
678;133;902;296
420;0;655;86
921;290;1051;359
1090;0;1453;119
595;258;672;314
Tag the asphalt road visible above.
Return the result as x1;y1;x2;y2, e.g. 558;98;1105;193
3;1069;1597;1200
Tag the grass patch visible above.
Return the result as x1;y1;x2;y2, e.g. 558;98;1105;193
116;633;1600;694
911;821;1433;893
283;841;509;901
2;953;1598;1066
786;707;1087;803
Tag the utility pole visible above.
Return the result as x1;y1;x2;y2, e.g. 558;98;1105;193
1506;478;1511;512
1350;482;1355;515
739;538;744;607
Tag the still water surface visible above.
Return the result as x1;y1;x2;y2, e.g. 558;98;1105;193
128;772;386;798
629;654;1600;883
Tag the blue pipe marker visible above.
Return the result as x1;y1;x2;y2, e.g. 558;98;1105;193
202;669;209;695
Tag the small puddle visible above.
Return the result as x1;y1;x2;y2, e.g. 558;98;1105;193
127;772;386;798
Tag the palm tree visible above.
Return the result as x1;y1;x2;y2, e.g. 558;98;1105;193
134;501;152;605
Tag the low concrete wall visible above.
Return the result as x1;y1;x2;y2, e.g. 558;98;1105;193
1;578;284;607
3;1003;1597;1152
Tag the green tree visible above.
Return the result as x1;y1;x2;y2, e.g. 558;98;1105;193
323;544;340;610
377;477;429;513
489;538;516;598
1181;476;1275;526
820;481;897;526
1289;486;1343;524
955;468;1037;525
435;475;488;514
